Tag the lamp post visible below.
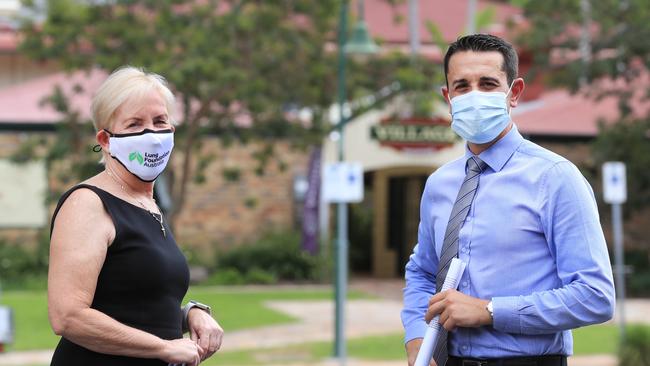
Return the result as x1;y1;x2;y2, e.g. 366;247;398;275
334;0;378;364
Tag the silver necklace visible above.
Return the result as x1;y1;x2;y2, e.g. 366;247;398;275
106;170;166;238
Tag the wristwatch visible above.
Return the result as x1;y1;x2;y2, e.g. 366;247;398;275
486;300;494;319
187;300;212;315
182;300;212;332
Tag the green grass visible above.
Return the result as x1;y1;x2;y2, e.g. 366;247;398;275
573;324;619;355
1;290;54;351
183;287;369;332
0;286;368;351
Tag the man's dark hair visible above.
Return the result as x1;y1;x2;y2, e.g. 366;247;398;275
443;34;518;87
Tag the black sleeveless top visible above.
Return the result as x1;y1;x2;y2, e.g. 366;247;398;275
50;184;190;366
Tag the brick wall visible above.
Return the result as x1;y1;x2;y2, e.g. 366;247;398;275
172;138;309;253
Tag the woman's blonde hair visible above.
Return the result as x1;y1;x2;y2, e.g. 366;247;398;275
91;66;175;131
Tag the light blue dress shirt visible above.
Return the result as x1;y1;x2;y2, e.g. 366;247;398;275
401;125;615;358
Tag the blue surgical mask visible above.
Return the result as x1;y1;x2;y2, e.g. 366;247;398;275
450;83;514;144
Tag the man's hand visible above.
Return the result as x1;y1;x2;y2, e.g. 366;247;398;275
405;338;437;366
425;289;492;331
187;308;224;361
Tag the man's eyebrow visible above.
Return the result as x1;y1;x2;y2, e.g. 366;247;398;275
479;76;501;84
451;79;468;87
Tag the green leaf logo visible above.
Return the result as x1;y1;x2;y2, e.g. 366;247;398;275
129;151;144;165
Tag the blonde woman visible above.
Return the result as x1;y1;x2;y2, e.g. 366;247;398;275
48;66;223;366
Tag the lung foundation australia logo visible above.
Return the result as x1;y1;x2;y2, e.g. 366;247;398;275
370;117;458;151
129;151;144;165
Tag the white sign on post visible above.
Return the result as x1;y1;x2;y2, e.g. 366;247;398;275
322;162;364;203
0;306;13;344
602;162;627;204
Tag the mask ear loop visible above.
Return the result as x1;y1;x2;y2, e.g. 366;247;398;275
93;129;114;153
505;80;517;115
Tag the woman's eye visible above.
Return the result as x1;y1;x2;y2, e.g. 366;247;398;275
125;119;141;128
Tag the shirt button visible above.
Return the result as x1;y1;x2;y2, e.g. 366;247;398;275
462;281;468;287
465;216;472;222
462;345;468;350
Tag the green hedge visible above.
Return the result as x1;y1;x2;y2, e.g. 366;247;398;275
0;236;49;290
623;250;650;297
206;230;325;285
619;325;650;366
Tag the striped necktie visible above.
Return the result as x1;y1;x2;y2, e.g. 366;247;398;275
432;156;488;366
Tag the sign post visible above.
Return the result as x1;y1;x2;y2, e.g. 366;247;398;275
323;161;364;365
602;161;627;342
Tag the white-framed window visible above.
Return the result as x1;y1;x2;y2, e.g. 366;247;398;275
0;159;47;228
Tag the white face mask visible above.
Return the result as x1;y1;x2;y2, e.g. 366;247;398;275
105;128;174;182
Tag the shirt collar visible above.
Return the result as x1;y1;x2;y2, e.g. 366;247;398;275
464;124;524;172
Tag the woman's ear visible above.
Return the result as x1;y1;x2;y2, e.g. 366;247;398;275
96;129;110;151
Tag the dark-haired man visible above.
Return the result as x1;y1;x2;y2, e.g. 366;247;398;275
401;34;615;366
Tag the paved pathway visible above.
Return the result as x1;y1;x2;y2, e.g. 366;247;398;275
0;279;645;366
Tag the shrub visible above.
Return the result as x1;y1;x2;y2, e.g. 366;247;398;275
211;230;324;285
624;250;650;297
0;238;48;290
245;268;278;285
202;268;247;286
619;326;650;366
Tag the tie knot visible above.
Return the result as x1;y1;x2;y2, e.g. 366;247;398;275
467;156;487;174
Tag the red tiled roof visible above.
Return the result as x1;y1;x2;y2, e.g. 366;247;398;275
1;68;637;137
0;69;107;124
514;85;650;137
514;90;614;136
0;27;18;52
364;0;523;46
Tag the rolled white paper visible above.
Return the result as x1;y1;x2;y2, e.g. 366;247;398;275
414;258;467;366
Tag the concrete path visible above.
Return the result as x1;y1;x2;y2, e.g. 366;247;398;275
226;299;404;350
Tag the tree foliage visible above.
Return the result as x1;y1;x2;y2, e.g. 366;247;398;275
518;0;650;213
592;118;650;213
18;0;441;225
519;0;650;100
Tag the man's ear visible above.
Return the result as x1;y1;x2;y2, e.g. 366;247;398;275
441;86;452;114
508;78;525;108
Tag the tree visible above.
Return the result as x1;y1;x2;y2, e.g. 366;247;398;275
515;0;650;270
517;0;650;212
18;0;440;227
